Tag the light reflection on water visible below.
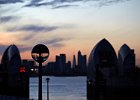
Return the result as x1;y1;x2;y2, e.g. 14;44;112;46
30;76;86;100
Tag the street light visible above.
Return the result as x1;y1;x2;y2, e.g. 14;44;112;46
46;78;50;100
31;44;49;100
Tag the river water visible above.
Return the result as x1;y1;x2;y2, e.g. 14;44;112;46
30;76;86;100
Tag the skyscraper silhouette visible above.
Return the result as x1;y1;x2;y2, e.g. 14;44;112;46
78;50;87;74
72;55;76;69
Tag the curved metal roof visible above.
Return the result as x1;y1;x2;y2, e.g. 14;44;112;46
89;38;117;65
1;44;21;66
88;38;117;80
118;44;131;63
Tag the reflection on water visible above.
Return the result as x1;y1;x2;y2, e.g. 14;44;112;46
30;76;86;100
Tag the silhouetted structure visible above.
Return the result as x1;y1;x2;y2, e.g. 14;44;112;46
77;51;87;75
22;59;37;76
118;44;135;75
87;39;117;100
31;44;50;100
46;52;87;76
72;55;76;69
0;44;29;98
87;38;140;100
46;54;73;76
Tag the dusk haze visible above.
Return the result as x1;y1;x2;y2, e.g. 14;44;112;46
0;0;140;100
0;0;140;65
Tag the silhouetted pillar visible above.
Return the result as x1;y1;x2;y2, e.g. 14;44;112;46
39;61;42;100
46;78;50;100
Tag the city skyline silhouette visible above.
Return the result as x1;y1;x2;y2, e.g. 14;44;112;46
0;0;140;100
0;38;140;100
0;0;140;66
0;38;139;76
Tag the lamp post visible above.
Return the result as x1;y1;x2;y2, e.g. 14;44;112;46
31;44;49;100
46;78;50;100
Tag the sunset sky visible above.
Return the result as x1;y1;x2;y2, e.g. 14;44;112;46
0;0;140;65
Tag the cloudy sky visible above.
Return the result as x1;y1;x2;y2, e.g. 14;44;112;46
0;0;140;65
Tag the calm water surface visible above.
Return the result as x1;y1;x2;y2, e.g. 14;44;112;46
30;76;86;100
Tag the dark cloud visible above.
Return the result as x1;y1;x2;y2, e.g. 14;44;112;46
24;0;90;7
6;24;74;42
96;0;130;7
7;25;60;42
40;37;72;48
24;0;130;8
0;36;71;55
0;0;23;4
18;33;35;42
51;43;64;47
0;16;19;23
25;0;47;7
7;25;59;33
44;37;68;44
18;37;70;52
18;45;32;52
52;4;78;9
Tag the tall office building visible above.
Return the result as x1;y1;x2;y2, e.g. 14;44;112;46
60;54;66;64
77;51;87;72
55;55;62;75
78;51;82;66
60;54;66;74
55;54;67;75
72;55;76;69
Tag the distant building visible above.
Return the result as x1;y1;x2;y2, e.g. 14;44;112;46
46;54;72;76
0;44;29;98
45;62;55;75
46;52;88;76
72;55;76;69
60;54;66;74
66;61;72;75
77;51;87;74
55;54;66;75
